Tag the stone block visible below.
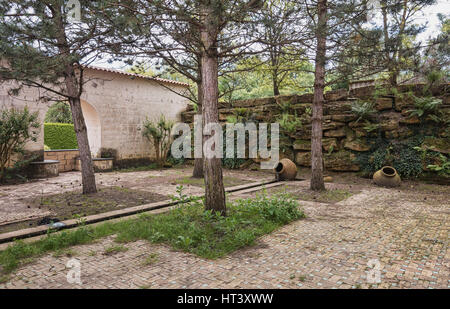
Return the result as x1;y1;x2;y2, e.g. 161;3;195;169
324;150;359;172
324;127;346;137
380;119;399;131
375;98;393;111
295;151;311;167
344;139;370;152
331;114;357;122
293;139;310;151
422;137;450;154
325;89;348;102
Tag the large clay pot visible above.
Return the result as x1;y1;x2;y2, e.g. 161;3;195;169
274;158;298;181
373;166;401;187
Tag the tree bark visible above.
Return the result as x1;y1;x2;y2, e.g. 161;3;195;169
200;3;226;215
272;71;280;96
271;52;280;96
69;97;97;194
54;7;96;194
64;67;97;194
192;81;204;178
310;0;327;191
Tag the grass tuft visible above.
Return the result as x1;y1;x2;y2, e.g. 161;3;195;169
0;191;304;275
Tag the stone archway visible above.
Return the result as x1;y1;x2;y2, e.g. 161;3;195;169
80;100;101;157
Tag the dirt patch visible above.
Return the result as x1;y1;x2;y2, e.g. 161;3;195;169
0;186;167;234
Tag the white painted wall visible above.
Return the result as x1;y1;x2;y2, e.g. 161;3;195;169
80;100;101;156
0;68;189;161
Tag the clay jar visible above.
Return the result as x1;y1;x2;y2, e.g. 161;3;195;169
274;159;298;181
373;166;401;187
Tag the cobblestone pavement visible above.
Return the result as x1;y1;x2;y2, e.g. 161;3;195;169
0;167;272;225
0;173;449;289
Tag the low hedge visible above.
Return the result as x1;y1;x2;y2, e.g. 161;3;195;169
44;123;78;150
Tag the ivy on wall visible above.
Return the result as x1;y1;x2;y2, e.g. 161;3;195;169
44;123;78;150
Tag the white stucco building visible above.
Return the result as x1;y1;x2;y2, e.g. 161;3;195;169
0;66;190;166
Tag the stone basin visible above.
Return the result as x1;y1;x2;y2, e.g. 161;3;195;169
28;160;60;178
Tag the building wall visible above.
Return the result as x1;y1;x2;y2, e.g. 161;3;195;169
44;149;79;172
0;80;48;161
80;69;189;160
0;68;189;164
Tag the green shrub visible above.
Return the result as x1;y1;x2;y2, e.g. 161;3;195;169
44;123;78;150
142;114;174;167
408;96;443;122
0;107;40;181
355;136;423;178
351;100;376;123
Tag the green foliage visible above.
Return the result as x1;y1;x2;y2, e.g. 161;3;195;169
427;154;450;177
351;100;376;123
142;115;174;166
227;108;251;124
0;191;304;273
355;136;424;178
362;121;380;133
414;145;450;178
44;102;72;124
221;129;246;169
277;113;302;134
44;123;78;150
408;96;443;122
0;107;40;181
220;55;314;101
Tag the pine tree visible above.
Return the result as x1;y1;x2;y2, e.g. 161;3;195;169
107;0;264;215
0;1;119;194
297;0;368;191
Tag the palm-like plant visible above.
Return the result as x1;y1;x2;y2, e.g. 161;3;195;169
408;96;443;122
142;115;175;167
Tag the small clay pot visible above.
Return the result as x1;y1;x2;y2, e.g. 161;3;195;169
373;166;401;187
274;159;298;181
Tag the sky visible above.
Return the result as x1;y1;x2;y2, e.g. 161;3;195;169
411;0;449;42
94;0;450;70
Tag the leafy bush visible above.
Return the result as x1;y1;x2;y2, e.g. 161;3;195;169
0;107;40;181
44;123;78;150
142;114;174;166
408;96;443;122
277;112;302;134
427;154;450;177
355;136;423;178
44;101;72;124
351;100;376;123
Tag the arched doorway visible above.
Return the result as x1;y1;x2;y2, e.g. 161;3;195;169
43;100;101;157
80;100;101;157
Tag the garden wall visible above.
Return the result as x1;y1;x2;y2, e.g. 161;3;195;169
44;149;79;172
181;84;449;180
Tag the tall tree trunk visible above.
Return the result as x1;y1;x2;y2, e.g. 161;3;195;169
272;72;280;96
381;0;398;88
55;8;96;194
270;48;280;96
65;67;97;194
200;4;226;215
310;0;327;191
192;82;204;178
69;96;97;194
